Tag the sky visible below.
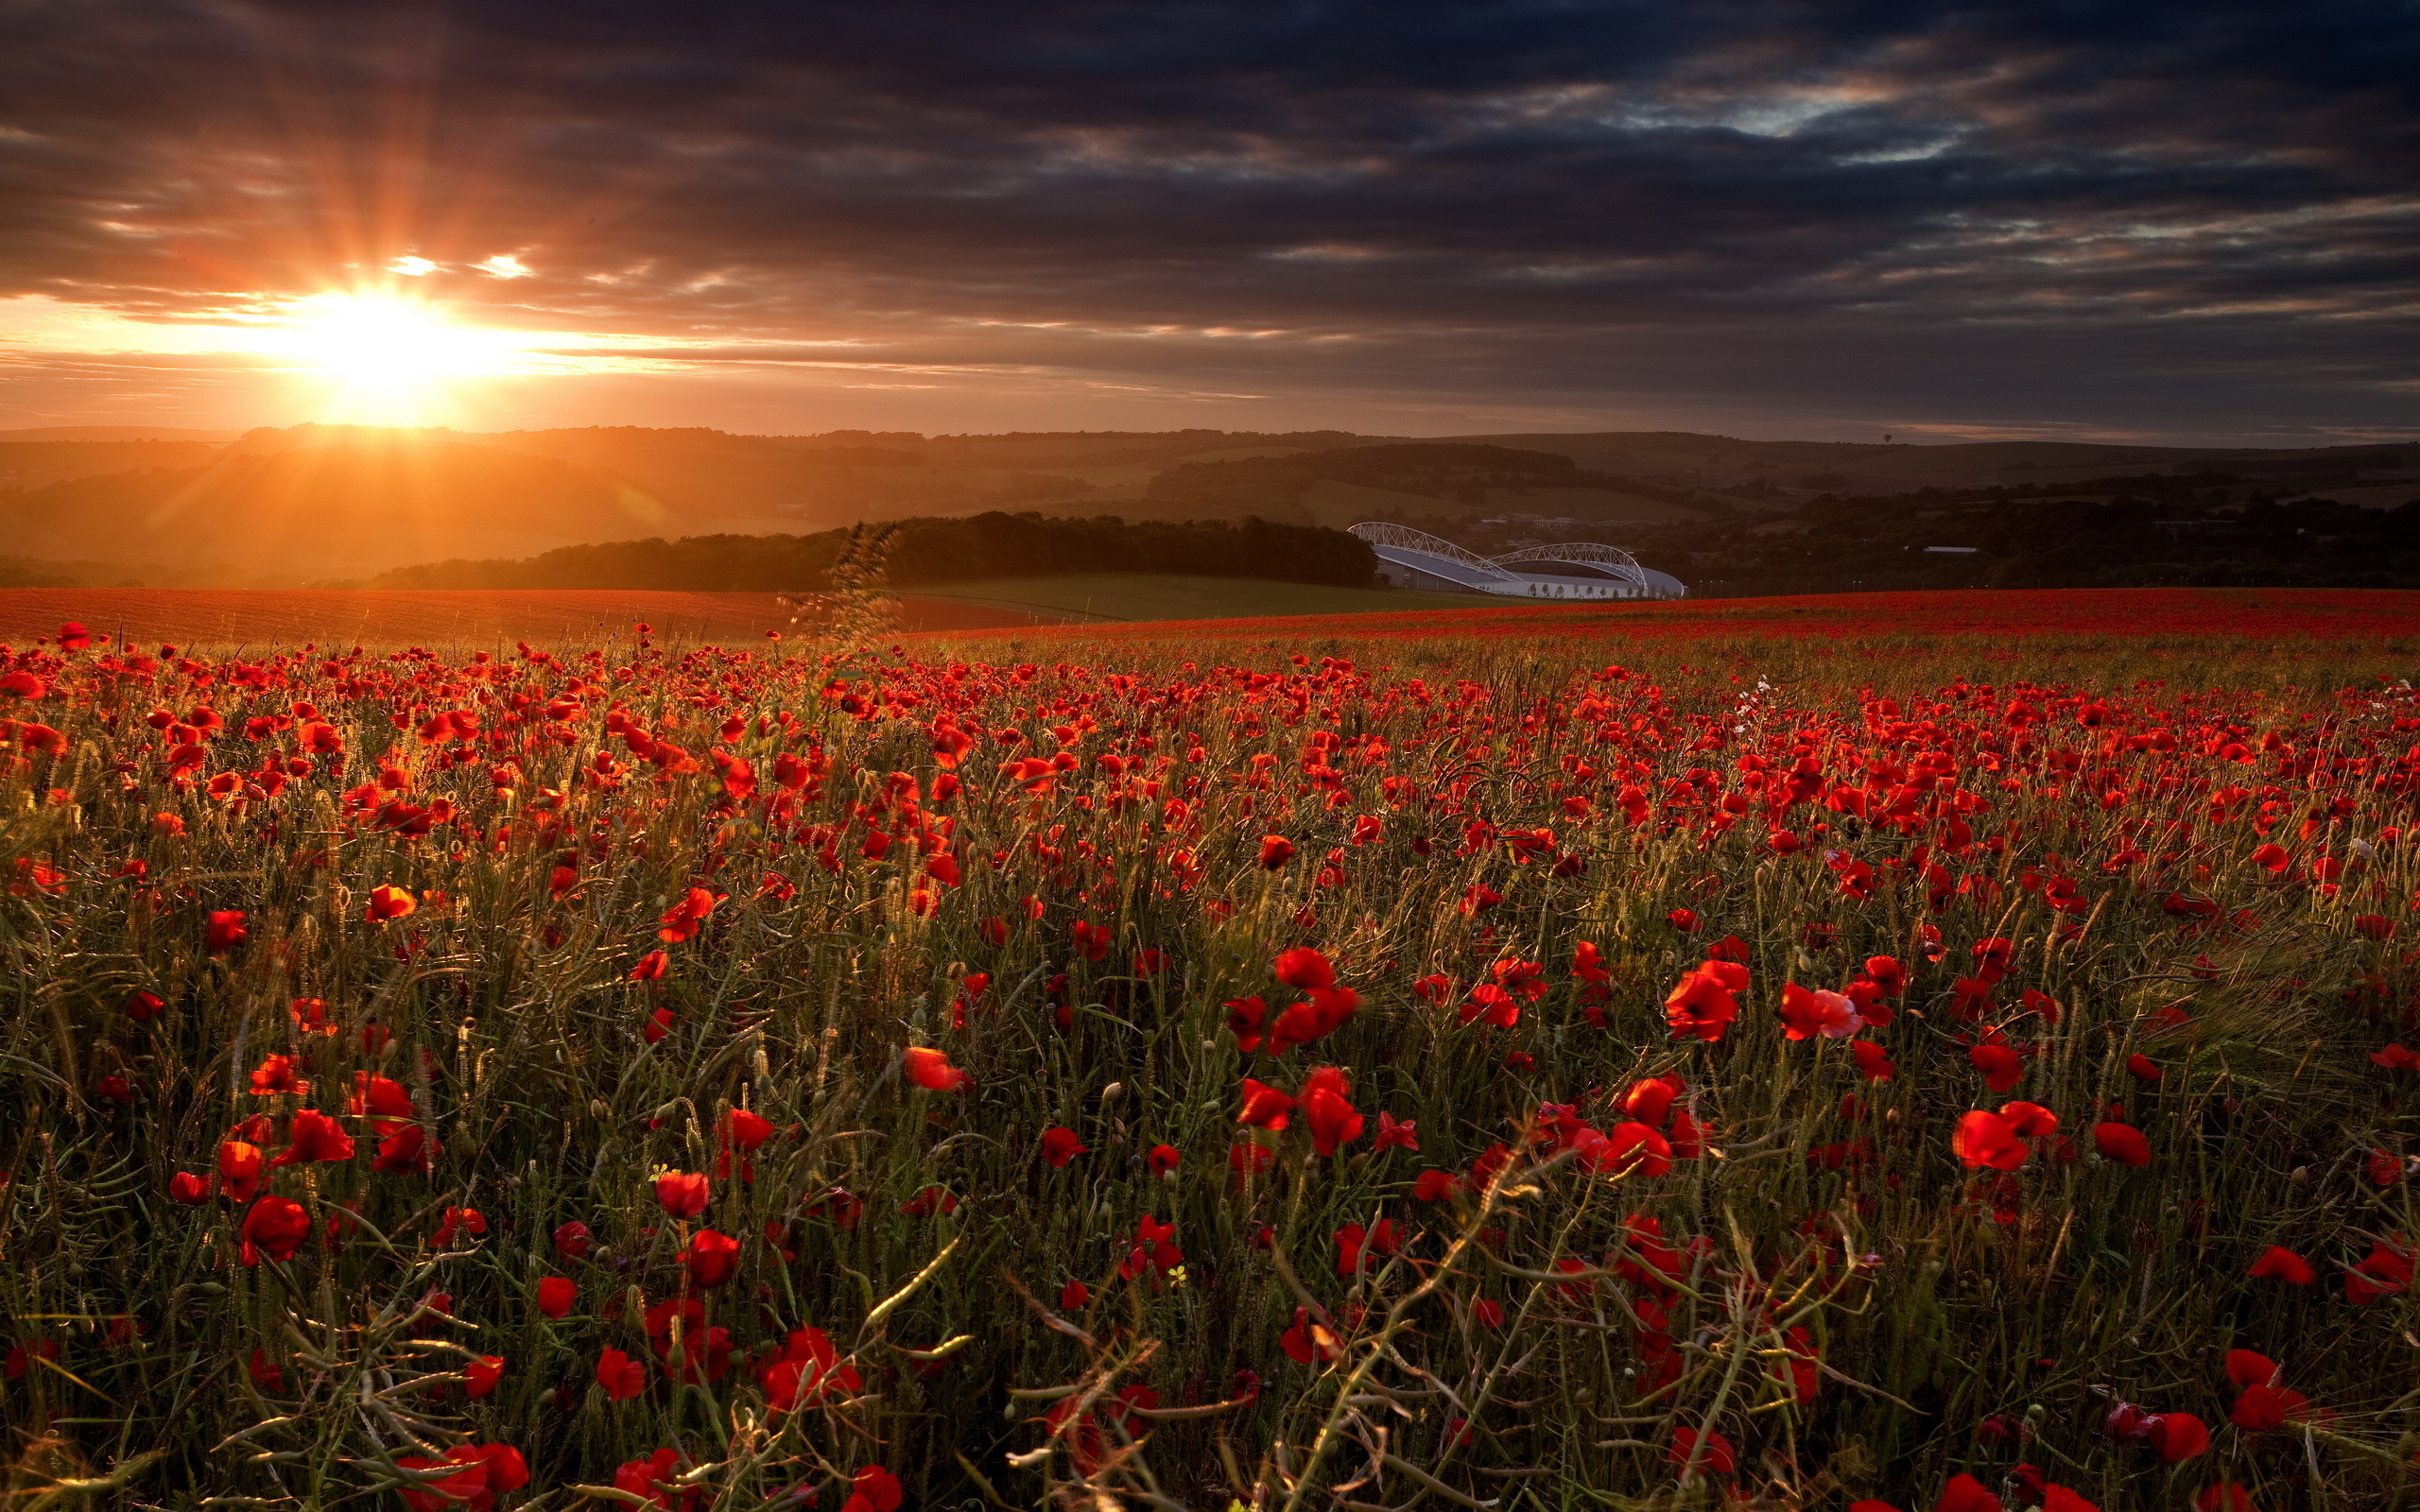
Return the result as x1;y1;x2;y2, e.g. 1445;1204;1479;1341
2;0;2414;444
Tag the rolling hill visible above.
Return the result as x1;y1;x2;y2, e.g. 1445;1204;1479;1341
0;421;2406;587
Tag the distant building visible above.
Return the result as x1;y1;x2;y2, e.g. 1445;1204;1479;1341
1351;523;1686;599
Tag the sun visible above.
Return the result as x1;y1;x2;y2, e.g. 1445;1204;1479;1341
273;291;520;423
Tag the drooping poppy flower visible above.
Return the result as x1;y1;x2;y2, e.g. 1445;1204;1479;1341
271;1108;355;1166
1969;1043;2025;1092
1996;1101;2056;1139
1668;1426;1736;1475
1623;1075;1685;1127
240;1196;312;1264
248;1054;305;1096
1040;1127;1089;1167
1281;1305;1341;1364
1060;1279;1090;1310
375;1125;432;1176
903;1046;971;1091
2125;1053;2162;1082
1953;1111;2028;1171
1301;1066;1363;1157
841;1465;904;1512
1224;995;1269;1052
1778;982;1861;1040
125;990;165;1023
1665;959;1749;1042
2149;1412;2210;1461
1236;1078;1295;1130
1934;1473;2003;1512
657;886;718;942
2246;1245;2315;1285
1602;1121;1674;1177
2230;1383;2311;1432
219;1141;265;1202
2095;1123;2152;1166
596;1348;648;1401
683;1228;740;1287
655;1172;709;1217
1273;947;1335;988
1412;1169;1462;1202
536;1277;577;1318
760;1325;861;1413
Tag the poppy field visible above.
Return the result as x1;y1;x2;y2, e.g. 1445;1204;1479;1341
1;593;2418;1511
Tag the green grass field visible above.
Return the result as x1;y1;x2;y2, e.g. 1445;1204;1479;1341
914;573;1487;621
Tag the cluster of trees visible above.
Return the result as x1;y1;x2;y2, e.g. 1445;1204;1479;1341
364;512;1378;591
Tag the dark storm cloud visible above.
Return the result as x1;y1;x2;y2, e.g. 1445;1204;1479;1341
3;0;2414;438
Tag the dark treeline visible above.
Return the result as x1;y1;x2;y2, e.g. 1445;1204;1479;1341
362;512;1378;591
1417;482;2420;596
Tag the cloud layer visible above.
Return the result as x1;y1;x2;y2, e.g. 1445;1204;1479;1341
4;0;2414;439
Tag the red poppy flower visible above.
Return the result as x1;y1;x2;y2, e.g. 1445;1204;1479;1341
596;1348;647;1401
655;1172;709;1217
1373;1111;1418;1152
1258;834;1295;868
903;1046;970;1091
1668;1426;1735;1475
2230;1383;2310;1432
683;1228;739;1286
1779;983;1861;1040
271;1108;355;1166
1969;1043;2025;1091
1665;959;1749;1042
1236;1077;1295;1130
1852;1040;1896;1080
219;1141;265;1202
1281;1305;1341;1364
2125;1053;2161;1082
248;1054;305;1097
240;1196;312;1264
657;886;718;942
1301;1067;1363;1157
1953;1111;2028;1171
364;885;417;922
2246;1246;2315;1285
1935;1472;2003;1512
1273;947;1335;988
126;990;165;1022
1060;1279;1090;1310
629;950;669;982
1041;1126;1089;1167
1146;1143;1181;1176
2094;1123;2152;1166
1224;995;1268;1052
841;1465;903;1512
1603;1121;1674;1177
205;910;248;954
464;1355;504;1400
168;1171;209;1204
1412;1169;1462;1201
535;1277;577;1318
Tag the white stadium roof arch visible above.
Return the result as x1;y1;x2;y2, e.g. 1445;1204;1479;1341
1348;523;1686;599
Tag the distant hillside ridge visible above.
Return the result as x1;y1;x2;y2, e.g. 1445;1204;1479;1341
361;513;1380;592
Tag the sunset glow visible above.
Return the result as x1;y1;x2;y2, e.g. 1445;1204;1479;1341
268;292;531;423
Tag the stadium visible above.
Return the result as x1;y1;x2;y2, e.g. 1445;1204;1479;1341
1350;523;1688;600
